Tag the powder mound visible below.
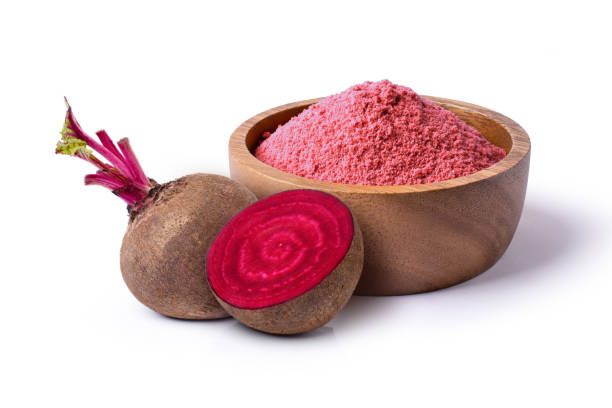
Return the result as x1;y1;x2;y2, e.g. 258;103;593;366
255;80;507;186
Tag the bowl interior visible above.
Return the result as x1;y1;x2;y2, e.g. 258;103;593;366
245;99;513;155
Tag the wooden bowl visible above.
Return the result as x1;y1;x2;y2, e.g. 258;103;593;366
229;97;531;295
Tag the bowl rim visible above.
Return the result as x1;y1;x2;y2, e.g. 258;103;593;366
229;96;531;194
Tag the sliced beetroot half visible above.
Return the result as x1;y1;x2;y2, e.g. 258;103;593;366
207;189;364;334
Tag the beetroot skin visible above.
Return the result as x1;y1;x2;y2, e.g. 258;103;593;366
207;190;364;334
56;101;257;319
120;174;256;319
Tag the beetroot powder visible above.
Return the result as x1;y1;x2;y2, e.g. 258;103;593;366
255;80;507;186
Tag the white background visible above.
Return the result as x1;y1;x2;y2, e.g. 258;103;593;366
1;1;610;407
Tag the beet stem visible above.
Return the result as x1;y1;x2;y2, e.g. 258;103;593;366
84;173;126;190
62;101;133;178
96;130;124;160
56;99;153;205
117;138;151;189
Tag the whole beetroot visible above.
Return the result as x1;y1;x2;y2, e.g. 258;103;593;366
56;100;256;319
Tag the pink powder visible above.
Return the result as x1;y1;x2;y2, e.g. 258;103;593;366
254;80;507;186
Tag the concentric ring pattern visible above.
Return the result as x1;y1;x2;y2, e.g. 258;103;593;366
207;190;354;309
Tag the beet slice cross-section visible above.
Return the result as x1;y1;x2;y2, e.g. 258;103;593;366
207;189;364;335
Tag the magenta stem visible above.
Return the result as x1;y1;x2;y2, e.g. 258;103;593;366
85;172;126;190
117;138;150;189
56;99;154;205
64;106;135;180
96;130;124;160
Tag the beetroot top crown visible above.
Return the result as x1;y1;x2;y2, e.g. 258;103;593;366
55;99;153;205
207;190;354;309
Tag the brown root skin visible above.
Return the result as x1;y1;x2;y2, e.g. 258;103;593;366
212;216;364;334
120;173;257;319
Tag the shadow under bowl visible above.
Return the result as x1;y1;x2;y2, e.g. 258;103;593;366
228;96;531;295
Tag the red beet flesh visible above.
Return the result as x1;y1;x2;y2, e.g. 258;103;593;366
207;190;354;309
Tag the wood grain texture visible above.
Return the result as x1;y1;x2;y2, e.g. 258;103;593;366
228;97;531;295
